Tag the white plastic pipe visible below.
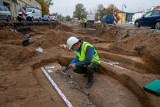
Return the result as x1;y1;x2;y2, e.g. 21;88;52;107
41;67;73;107
101;60;128;71
101;60;119;66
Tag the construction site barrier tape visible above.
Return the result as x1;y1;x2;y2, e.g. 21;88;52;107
41;67;73;107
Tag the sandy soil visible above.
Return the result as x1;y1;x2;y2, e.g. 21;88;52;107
0;23;160;107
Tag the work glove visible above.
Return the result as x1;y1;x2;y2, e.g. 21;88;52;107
69;63;76;69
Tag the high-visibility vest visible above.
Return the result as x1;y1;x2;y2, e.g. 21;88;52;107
83;18;87;23
74;41;101;64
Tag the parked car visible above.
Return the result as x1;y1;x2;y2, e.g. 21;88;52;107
17;7;42;22
42;15;56;21
87;14;95;23
134;10;160;30
50;15;56;21
42;15;50;21
0;6;11;21
100;15;114;24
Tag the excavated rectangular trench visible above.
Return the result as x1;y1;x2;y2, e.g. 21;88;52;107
31;57;153;107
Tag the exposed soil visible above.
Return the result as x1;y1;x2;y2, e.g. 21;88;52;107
0;22;160;107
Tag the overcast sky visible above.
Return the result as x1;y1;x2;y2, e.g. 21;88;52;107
49;0;160;16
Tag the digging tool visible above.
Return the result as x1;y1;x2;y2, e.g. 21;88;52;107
63;66;72;73
56;66;71;73
57;66;74;78
56;66;73;79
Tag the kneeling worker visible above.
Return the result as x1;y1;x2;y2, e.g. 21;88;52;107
67;36;101;88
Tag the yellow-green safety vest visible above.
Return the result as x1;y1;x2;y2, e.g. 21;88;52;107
74;41;101;64
83;18;87;23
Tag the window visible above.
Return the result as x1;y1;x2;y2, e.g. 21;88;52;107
0;6;5;11
151;11;160;16
144;11;152;17
0;7;2;11
43;15;48;18
4;6;9;11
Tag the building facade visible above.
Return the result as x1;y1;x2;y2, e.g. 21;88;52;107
1;0;41;20
125;13;134;23
117;12;126;23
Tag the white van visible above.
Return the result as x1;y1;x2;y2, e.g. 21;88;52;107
17;7;42;22
0;6;11;21
87;14;95;23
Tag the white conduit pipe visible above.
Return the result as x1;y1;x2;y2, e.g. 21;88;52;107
101;60;128;71
41;67;73;107
101;60;118;66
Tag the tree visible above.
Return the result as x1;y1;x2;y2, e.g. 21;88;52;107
105;4;115;15
95;4;120;22
73;3;87;20
95;4;104;19
104;4;119;22
65;15;71;21
37;0;49;15
45;0;53;7
97;4;104;14
57;14;63;21
50;12;58;16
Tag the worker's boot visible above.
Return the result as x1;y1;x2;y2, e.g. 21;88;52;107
86;64;94;88
86;77;94;89
85;62;100;88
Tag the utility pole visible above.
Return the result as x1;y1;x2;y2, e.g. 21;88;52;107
113;4;114;16
121;4;127;23
113;0;115;16
121;4;123;23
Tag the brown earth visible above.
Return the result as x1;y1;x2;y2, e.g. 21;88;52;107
0;23;160;107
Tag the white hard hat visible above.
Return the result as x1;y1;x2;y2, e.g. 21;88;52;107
67;36;79;49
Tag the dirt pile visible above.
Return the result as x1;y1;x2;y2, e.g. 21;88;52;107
55;24;73;32
108;28;160;73
0;28;38;71
30;26;49;33
0;28;24;41
94;24;128;42
0;45;37;62
0;25;72;71
31;30;71;48
92;23;160;73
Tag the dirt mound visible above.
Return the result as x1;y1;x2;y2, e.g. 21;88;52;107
0;29;24;41
91;23;160;74
93;24;124;42
30;26;49;33
0;44;37;71
108;29;160;73
31;30;71;48
55;24;73;32
0;45;37;62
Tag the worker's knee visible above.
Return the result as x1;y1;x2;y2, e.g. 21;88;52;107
73;66;86;74
87;62;100;72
